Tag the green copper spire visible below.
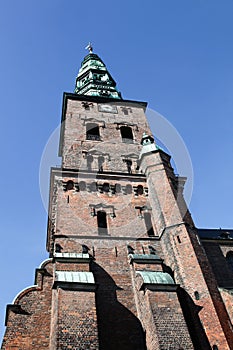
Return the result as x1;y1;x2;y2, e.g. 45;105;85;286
74;44;122;99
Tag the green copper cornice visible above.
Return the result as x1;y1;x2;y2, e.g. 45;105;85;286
74;52;122;99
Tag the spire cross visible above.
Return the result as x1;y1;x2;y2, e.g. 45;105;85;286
85;42;93;54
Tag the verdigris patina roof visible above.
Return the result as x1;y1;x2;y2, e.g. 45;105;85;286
55;271;95;284
136;271;174;285
74;45;122;99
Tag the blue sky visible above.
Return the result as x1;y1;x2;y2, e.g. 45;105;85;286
1;0;233;341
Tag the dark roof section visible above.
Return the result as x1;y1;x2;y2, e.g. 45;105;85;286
197;228;233;241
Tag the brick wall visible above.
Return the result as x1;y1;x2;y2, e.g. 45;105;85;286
139;149;233;349
56;289;99;350
3;94;233;350
1;260;53;350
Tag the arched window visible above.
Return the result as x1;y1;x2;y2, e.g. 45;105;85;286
137;185;143;196
120;126;133;143
115;183;121;193
86;123;100;141
97;211;108;235
102;183;109;193
78;181;86;191
66;180;74;191
194;291;200;300
144;212;155;237
90;182;97;192
226;251;233;272
125;184;132;194
55;243;63;253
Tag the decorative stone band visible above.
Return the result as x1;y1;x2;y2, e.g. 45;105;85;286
53;252;91;263
62;180;148;197
54;271;96;291
136;271;178;292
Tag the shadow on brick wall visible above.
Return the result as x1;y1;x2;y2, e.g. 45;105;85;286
91;262;147;350
177;288;211;350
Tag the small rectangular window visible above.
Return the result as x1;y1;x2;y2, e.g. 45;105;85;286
120;126;133;143
86;123;100;141
97;211;108;235
144;212;155;237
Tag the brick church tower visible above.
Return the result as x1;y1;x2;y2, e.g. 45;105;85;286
2;46;233;349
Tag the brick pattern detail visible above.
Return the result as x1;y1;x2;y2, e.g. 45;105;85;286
150;291;194;350
202;241;233;287
140;150;233;349
91;257;146;350
56;289;99;350
1;261;53;350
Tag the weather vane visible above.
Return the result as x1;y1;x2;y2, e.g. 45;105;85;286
85;42;93;54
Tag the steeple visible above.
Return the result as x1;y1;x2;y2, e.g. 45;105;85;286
74;44;122;99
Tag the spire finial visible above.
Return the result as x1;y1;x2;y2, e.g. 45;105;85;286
85;42;93;54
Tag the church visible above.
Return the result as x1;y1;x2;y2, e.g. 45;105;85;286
1;45;233;349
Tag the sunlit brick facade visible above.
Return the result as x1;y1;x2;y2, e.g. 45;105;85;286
2;51;233;350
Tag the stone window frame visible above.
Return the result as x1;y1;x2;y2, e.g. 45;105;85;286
97;210;108;235
89;203;116;218
114;121;139;144
86;122;101;141
81;117;106;142
120;125;133;142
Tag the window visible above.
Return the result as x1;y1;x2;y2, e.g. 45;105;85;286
121;107;129;115
78;181;86;191
125;160;132;174
137;185;143;196
102;183;110;193
55;243;63;253
86;123;100;141
90;182;97;192
115;184;121;193
226;251;233;272
121;107;132;115
144;212;155;237
66;180;74;191
194;291;200;300
120;126;133;143
97;211;108;235
125;184;132;194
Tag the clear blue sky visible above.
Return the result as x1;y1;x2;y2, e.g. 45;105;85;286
1;0;233;341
